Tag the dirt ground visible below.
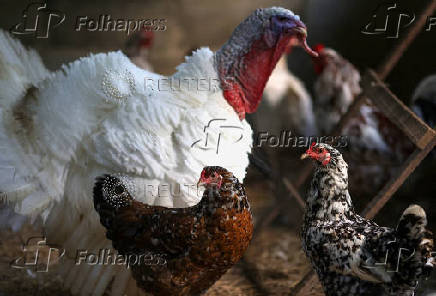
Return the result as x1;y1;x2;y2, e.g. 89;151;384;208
0;173;322;296
1;156;435;296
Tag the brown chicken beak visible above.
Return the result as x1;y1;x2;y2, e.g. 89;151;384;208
300;153;309;160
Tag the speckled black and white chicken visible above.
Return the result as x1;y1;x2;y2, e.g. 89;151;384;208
301;143;434;296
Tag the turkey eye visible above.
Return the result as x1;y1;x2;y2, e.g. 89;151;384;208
115;185;125;195
278;16;288;22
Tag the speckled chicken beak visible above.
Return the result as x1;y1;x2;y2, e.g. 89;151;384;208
301;153;309;160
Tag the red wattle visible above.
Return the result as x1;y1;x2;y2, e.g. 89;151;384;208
222;35;291;120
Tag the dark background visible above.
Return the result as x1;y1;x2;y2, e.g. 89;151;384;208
0;0;435;295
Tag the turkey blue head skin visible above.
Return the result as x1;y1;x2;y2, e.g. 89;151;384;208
267;14;307;47
215;7;317;120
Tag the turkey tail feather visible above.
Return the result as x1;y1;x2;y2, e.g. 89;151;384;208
0;30;53;226
0;29;50;108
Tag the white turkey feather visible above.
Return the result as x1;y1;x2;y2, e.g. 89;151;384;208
0;29;252;296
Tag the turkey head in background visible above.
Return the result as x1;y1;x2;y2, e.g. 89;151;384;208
124;29;155;71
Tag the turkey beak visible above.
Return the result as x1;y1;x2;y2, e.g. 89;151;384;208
293;26;307;36
294;26;318;58
301;153;309;160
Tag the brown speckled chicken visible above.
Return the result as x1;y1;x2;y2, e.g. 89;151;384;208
93;166;253;296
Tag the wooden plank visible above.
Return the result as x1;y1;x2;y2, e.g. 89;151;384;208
362;70;436;149
282;177;305;210
362;136;436;219
291;270;323;296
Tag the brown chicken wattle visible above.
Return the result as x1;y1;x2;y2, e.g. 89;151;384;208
93;166;253;295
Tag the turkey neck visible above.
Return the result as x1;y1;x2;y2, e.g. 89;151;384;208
215;11;292;120
304;156;354;222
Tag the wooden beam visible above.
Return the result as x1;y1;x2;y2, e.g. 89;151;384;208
362;136;436;219
290;270;322;296
362;70;436;149
282;177;306;210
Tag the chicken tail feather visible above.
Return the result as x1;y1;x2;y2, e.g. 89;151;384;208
388;205;435;294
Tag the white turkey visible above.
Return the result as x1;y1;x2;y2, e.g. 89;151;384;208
248;46;317;181
256;53;317;138
0;7;317;296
